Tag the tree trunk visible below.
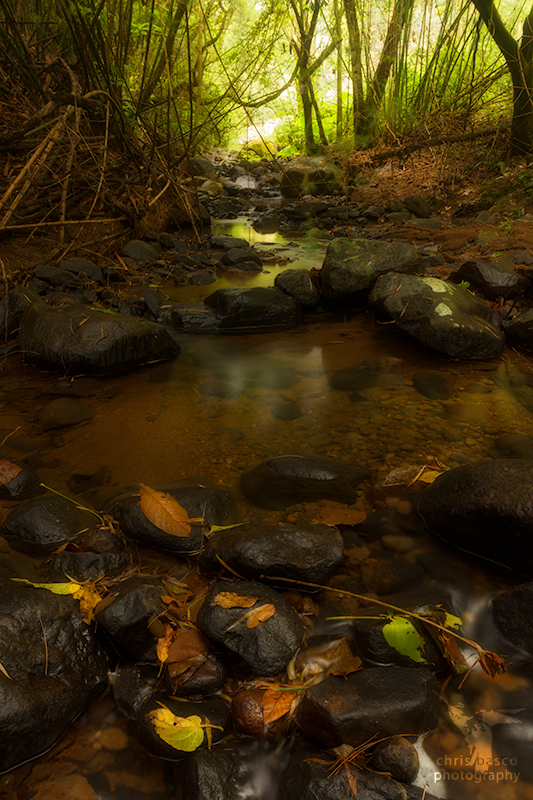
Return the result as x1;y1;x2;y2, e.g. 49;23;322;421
342;0;364;137
139;0;189;109
471;0;533;156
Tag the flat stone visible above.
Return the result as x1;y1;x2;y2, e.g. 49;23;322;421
38;397;95;430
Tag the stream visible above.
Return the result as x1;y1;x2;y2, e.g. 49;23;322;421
1;215;533;800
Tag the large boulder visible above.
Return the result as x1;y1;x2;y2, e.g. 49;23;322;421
20;303;180;375
0;579;109;772
369;272;505;359
449;258;529;300
240;453;370;510
280;157;344;198
320;238;424;302
417;459;533;576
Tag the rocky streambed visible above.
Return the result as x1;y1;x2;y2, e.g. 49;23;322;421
3;154;533;799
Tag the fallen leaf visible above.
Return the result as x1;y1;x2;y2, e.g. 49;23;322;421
262;689;297;725
212;592;259;609
0;459;22;486
73;583;104;624
479;649;507;679
312;508;366;526
246;603;276;628
166;628;210;663
382;616;428;664
148;707;205;752
140;484;200;537
11;578;82;595
344;762;358;797
417;469;443;484
157;624;175;664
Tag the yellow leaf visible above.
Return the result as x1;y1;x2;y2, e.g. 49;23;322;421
148;707;205;751
72;584;104;624
139;484;199;538
212;592;259;609
418;470;443;484
11;578;81;595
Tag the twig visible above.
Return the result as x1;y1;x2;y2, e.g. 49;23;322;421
37;610;48;676
0;258;8;344
0;426;21;447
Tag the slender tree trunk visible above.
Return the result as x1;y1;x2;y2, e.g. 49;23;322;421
471;0;533;156
334;0;343;138
139;0;189;109
343;0;364;137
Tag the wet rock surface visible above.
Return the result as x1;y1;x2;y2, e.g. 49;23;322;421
197;579;304;675
240;453;371;510
199;520;344;586
417;458;533;575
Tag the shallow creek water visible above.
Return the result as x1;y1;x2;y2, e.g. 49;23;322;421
1;220;533;799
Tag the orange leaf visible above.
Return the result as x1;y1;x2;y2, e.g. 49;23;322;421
344;763;358;797
166;628;210;663
246;603;276;628
479;649;507;679
212;592;259;609
262;689;297;725
157;624;175;664
139;484;194;537
0;459;22;486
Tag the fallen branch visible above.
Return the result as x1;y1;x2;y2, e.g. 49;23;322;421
369;125;510;163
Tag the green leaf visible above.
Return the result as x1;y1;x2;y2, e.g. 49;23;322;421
11;578;82;595
148;706;205;752
443;612;464;630
382;616;428;663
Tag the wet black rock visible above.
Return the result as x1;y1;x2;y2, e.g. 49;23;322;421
112;664;161;721
505;309;533;353
412;369;453;400
59;257;103;283
320;238;424;302
204;287;301;331
495;433;533;459
240;453;370;510
491;582;533;652
330;361;379;391
177;739;291;800
167;654;227;698
279;741;436;800
38;397;96;430
109;484;237;556
0;456;40;499
219;247;262;267
274;268;322;310
167;303;220;332
20;303;180;375
0;580;109;772
350;610;445;670
199;520;344;587
449;258;529;300
0;286;42;339
121;239;162;263
417;459;533;576
295;666;438;748
371;736;419;783
96;576;167;661
369;273;505;360
197;579;304;676
0;493;98;555
34;264;81;287
136;693;232;761
49;549;130;582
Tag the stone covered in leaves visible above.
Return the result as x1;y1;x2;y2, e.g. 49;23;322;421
136;693;231;761
96;576;167;661
109;484;237;556
417;459;533;576
350;610;446;671
0;578;109;773
240;453;370;510
278;741;437;800
319;238;424;301
369;272;505;359
197;580;304;676
199;520;344;586
20;302;180;375
0;493;98;555
295;666;438;748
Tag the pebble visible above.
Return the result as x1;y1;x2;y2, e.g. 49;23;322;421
381;533;415;552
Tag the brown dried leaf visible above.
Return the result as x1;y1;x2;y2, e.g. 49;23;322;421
262;689;297;725
0;459;22;486
139;484;192;538
312;508;366;526
479;649;507;678
157;624;175;664
166;628;210;663
212;592;259;609
246;603;276;628
344;763;358;797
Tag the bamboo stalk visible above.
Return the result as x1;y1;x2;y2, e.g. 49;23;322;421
0;217;128;231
